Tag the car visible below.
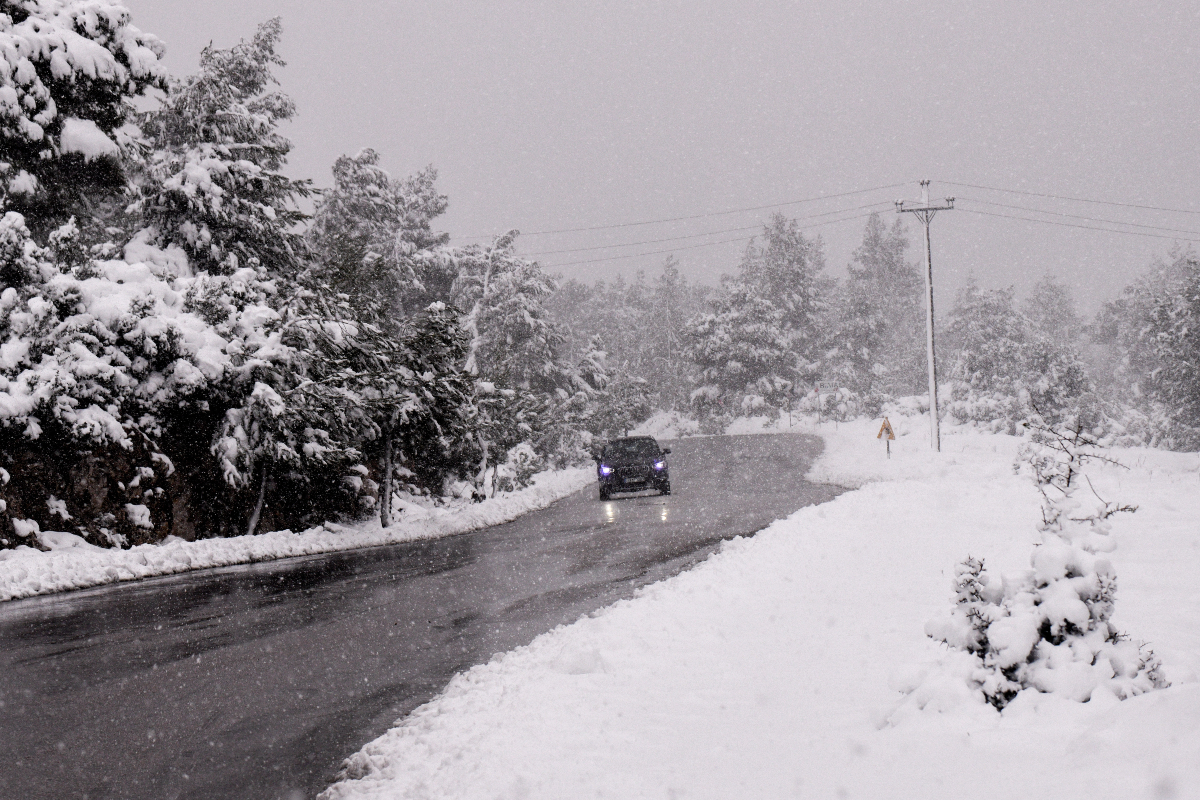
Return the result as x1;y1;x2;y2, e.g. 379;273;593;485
594;436;671;500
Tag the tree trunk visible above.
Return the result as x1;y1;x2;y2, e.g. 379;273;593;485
246;463;269;537
475;431;490;498
380;429;394;528
464;260;495;376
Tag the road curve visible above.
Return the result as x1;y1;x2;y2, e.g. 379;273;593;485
0;433;842;800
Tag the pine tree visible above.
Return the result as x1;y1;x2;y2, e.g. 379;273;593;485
823;280;886;394
687;213;828;417
307;148;450;317
0;0;166;240
1024;274;1083;345
134;18;311;276
944;278;1088;427
944;280;1030;392
649;256;706;409
829;214;924;396
591;371;651;438
1100;249;1200;447
545;257;709;413
452;232;564;392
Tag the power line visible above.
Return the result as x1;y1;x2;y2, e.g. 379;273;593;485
956;197;1200;237
522;224;761;258
541;209;881;269
458;181;910;241
520;200;895;258
955;206;1200;243
943;180;1200;216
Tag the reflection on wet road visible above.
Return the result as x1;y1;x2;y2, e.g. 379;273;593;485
0;433;841;800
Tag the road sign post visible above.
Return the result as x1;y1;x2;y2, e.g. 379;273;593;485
877;416;896;458
816;381;836;425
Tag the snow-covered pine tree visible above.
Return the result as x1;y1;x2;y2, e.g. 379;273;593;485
826;214;923;398
450;231;578;483
452;232;564;393
1024;273;1084;345
649;256;706;410
537;334;609;467
0;199;334;544
573;334;609;398
687;213;828;419
591;370;651;439
213;380;331;537
0;0;166;240
823;280;885;397
944;280;1029;393
274;281;473;528
742;213;828;339
943;278;1087;429
545;257;708;413
1095;249;1200;448
134;18;311;277
307;148;451;317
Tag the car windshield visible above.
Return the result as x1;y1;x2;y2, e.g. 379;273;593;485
603;439;660;460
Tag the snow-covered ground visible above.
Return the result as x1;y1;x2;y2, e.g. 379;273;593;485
321;414;1200;800
0;467;592;602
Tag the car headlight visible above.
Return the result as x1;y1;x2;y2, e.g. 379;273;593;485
653;460;666;470
599;464;614;476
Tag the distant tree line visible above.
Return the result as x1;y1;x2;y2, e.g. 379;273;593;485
549;213;1200;448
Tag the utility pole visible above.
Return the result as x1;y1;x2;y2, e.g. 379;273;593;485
897;180;954;452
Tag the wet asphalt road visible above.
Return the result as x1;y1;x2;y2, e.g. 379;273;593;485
0;433;841;800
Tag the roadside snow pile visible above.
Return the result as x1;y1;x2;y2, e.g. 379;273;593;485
320;416;1200;800
0;467;591;602
629;409;701;440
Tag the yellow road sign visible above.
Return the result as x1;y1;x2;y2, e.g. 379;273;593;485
877;417;896;440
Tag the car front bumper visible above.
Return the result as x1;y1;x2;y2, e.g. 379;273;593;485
599;470;669;493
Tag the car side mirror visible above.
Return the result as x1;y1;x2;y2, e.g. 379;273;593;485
661;448;671;455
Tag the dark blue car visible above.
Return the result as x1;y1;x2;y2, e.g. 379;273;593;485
595;436;671;500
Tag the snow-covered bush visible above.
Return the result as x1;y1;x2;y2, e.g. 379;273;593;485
921;421;1167;710
940;382;1025;435
794;385;876;422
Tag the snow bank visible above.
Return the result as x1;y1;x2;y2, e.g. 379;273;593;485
0;467;592;602
321;416;1200;800
628;409;701;440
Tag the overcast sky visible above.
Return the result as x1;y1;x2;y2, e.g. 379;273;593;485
127;0;1200;314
